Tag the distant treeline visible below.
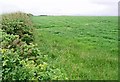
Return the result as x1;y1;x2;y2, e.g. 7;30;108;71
27;14;48;16
39;15;48;16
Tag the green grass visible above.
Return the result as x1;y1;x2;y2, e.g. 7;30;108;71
32;16;118;80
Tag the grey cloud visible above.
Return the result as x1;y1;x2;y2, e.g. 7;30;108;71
0;0;119;16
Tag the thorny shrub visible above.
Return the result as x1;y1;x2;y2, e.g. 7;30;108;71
0;12;67;81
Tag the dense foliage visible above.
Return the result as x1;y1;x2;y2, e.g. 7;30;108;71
0;12;67;81
1;12;33;44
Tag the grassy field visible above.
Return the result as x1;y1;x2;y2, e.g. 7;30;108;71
32;16;118;80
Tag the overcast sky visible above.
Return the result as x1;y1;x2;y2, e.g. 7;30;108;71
0;0;119;16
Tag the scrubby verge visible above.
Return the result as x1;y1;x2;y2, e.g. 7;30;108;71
0;12;67;81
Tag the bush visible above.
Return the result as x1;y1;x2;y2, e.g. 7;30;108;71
1;12;34;44
0;12;67;80
1;30;67;80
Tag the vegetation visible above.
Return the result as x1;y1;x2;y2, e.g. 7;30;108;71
1;12;34;44
0;12;67;81
32;16;118;80
0;12;118;80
